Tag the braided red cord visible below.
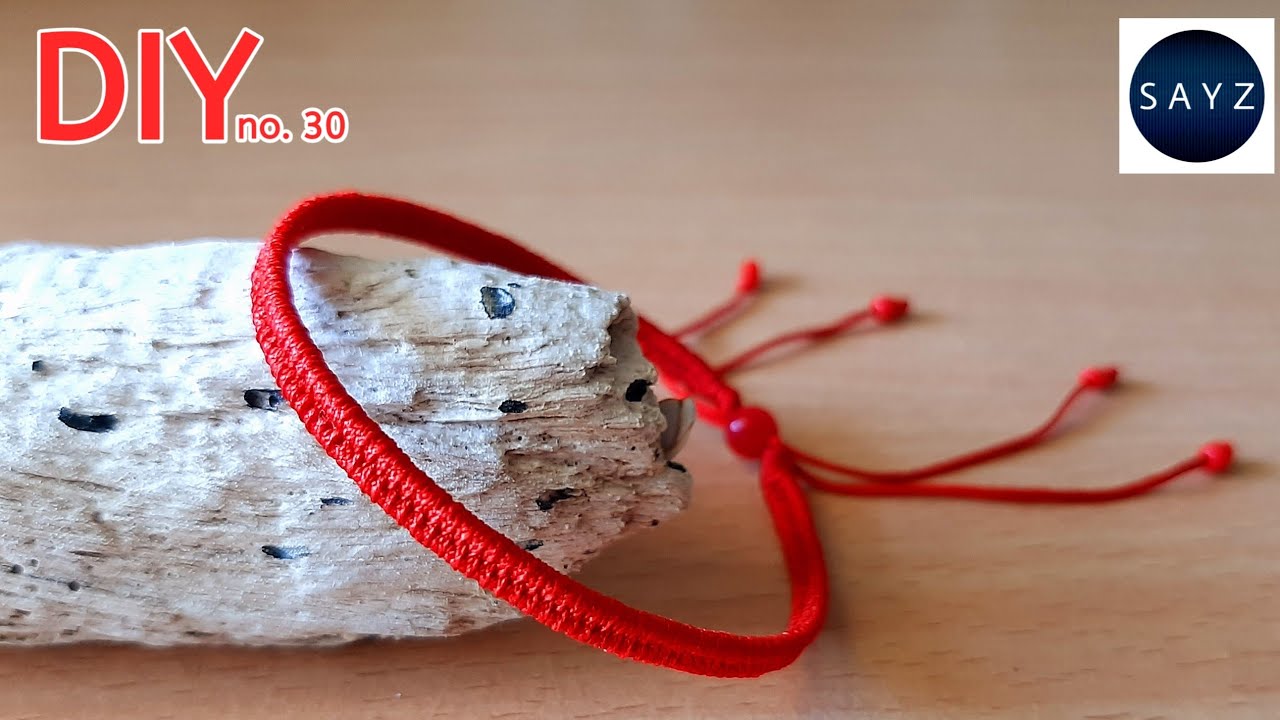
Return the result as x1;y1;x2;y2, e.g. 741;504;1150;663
250;192;826;677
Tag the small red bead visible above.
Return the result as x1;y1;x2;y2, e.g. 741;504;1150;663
1079;365;1120;390
725;406;779;459
870;295;909;324
1199;441;1234;474
736;259;762;293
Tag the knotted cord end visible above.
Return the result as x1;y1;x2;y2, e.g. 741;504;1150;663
1079;365;1120;390
870;295;909;324
1199;441;1235;474
736;259;762;294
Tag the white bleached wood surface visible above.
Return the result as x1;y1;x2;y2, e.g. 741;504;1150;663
0;242;691;645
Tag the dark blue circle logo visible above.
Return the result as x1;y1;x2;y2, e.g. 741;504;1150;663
1129;29;1264;162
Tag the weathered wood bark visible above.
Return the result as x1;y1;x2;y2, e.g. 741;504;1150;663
0;241;692;645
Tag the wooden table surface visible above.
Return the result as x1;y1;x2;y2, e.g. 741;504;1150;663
2;2;1277;718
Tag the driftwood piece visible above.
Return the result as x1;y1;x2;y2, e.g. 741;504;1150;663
0;241;692;645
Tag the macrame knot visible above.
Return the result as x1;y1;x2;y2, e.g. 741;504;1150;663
693;386;743;427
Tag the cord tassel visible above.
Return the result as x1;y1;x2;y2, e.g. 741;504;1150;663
674;277;1234;505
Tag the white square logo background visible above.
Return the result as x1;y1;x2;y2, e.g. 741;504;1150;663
1119;18;1275;174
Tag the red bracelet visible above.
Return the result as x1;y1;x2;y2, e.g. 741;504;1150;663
251;191;1233;677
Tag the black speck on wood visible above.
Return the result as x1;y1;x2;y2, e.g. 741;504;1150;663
480;286;516;319
666;460;687;473
625;379;650;402
320;497;353;506
535;488;581;511
6;564;21;575
261;545;310;560
499;399;528;414
520;539;544;551
58;407;118;433
244;388;283;411
66;580;81;591
507;282;522;288
30;360;45;373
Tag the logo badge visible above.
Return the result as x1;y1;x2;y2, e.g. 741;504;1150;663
1119;18;1274;173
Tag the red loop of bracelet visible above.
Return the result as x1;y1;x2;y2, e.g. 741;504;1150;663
252;191;1234;677
252;192;826;677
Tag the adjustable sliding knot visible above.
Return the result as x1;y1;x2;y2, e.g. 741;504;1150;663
1199;441;1235;473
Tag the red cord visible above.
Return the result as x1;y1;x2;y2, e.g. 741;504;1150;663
670;259;762;339
670;258;910;375
713;295;908;375
795;443;1232;502
786;365;1120;484
250;191;1234;677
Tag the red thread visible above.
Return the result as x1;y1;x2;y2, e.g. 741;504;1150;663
712;294;908;376
794;451;1220;503
670;259;762;339
251;191;1234;677
785;365;1122;485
